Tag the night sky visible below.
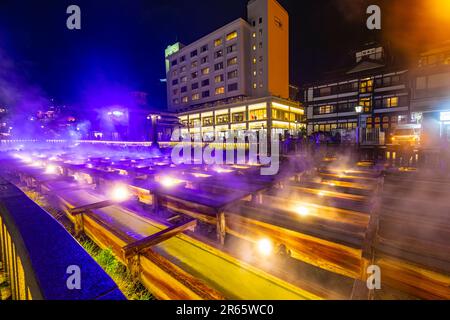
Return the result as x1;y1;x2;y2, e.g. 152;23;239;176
0;0;449;113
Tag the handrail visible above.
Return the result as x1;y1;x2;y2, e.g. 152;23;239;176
0;177;125;300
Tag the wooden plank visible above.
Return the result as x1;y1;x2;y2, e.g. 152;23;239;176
123;219;197;257
69;200;117;215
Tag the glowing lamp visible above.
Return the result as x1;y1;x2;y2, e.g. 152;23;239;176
160;177;178;188
355;106;363;113
257;238;273;256
295;205;310;217
45;164;58;175
111;185;130;202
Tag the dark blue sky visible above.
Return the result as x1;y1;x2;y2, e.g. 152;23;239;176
0;0;446;111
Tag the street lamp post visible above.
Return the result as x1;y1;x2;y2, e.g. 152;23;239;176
355;106;363;146
147;114;161;148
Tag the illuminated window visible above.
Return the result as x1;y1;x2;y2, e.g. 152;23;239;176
359;98;372;112
216;114;229;124
252;32;256;38
253;83;257;89
249;109;267;120
232;111;246;122
180;76;188;83
253;70;257;76
203;117;213;126
191;61;198;68
318;105;335;115
360;79;373;93
215;74;224;83
386;97;399;108
192;93;200;101
252;45;257;51
227;57;238;66
182;96;188;103
252;58;257;64
214;50;223;59
215;87;225;95
214;38;222;47
201;67;210;75
226;31;238;41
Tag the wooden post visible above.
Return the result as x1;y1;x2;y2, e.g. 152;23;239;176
216;211;226;245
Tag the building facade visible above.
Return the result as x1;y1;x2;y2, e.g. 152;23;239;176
304;45;410;141
164;0;302;140
410;42;450;148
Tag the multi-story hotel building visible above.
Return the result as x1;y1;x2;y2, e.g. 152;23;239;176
410;42;450;148
303;45;410;139
164;0;304;140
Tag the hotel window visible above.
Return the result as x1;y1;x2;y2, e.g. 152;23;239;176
203;117;213;126
171;59;178;66
192;93;200;101
253;70;257;77
228;83;238;92
318;105;335;115
232;111;245;123
227;44;237;54
259;82;263;88
252;20;256;27
227;57;238;66
214;38;222;47
215;74;224;83
360;79;373;93
226;31;238;41
259;56;263;62
259;29;262;37
173;88;178;95
228;70;238;79
215;87;225;95
191;71;198;79
252;45;257;51
252;32;256;38
181;86;187;93
259;42;263;49
173;98;179;104
272;109;290;121
180;66;187;73
249;109;267;120
172;70;178;76
201;79;209;87
252;58;257;64
359;98;372;112
172;79;178;85
214;62;224;71
181;76;188;83
182;96;188;103
201;56;208;64
191;61;198;68
201;67;210;75
253;83;257;89
216;114;229;124
190;50;197;58
214;50;223;59
191;82;199;90
202;90;210;98
200;45;208;53
180;56;186;62
259;17;262;24
386;97;399;108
